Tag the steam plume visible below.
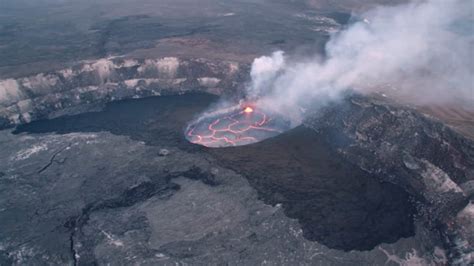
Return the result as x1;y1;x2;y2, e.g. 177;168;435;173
248;0;473;120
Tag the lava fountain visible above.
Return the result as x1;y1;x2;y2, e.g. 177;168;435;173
185;102;292;148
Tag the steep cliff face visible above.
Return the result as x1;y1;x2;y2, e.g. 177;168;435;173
0;57;248;129
304;94;474;264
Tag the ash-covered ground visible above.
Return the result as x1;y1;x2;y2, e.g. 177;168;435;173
0;0;473;265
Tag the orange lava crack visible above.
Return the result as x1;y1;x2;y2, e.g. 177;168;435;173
187;107;282;147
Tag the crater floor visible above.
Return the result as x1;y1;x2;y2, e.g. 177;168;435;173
1;93;447;265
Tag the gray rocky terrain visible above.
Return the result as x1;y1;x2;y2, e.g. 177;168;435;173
1;91;471;265
305;94;474;264
0;129;449;265
0;0;472;265
0;57;248;128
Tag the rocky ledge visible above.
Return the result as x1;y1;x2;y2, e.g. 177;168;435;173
0;57;248;128
305;94;474;264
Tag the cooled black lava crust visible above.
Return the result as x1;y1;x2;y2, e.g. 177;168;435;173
14;93;416;251
186;104;292;148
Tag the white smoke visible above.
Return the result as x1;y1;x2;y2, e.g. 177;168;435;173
248;0;473;120
249;51;285;99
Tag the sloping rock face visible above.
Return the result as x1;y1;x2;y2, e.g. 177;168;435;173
0;57;248;128
304;94;474;264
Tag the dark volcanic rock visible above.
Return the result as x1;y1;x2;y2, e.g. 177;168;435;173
1;93;460;265
13;93;219;151
212;126;415;251
0;117;11;129
13;94;416;252
304;93;474;263
66;177;181;265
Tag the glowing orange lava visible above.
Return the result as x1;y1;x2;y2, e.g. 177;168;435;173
186;105;289;147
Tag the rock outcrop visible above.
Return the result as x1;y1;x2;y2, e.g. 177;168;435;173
304;93;474;264
0;57;248;128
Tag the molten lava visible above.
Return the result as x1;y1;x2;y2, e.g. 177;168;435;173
186;105;291;148
244;107;254;113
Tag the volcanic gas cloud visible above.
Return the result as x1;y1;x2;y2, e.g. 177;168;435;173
186;103;291;148
187;0;471;148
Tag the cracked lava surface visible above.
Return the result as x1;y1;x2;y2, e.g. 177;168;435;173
186;104;291;147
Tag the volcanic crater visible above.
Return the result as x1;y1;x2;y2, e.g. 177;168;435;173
1;0;473;264
14;93;417;251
